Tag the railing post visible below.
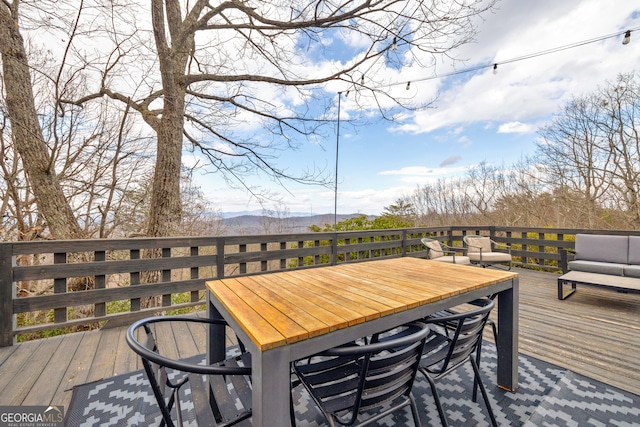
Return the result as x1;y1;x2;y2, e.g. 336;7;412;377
190;246;200;302
401;230;408;257
162;247;172;307
0;243;13;347
216;238;225;278
331;233;338;265
95;251;106;317
130;249;140;311
54;253;67;323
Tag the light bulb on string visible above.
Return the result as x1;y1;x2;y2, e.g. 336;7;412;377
406;81;411;90
623;30;631;45
392;37;397;52
493;64;498;74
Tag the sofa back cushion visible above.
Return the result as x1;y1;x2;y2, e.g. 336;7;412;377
628;236;640;265
574;234;628;264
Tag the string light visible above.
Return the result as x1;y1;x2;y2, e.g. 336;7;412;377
392;37;397;52
353;27;640;93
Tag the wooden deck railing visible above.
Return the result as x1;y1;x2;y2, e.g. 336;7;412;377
1;225;638;347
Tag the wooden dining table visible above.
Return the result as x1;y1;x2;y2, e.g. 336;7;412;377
205;257;519;427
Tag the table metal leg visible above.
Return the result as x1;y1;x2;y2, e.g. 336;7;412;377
253;347;291;427
206;291;226;364
496;277;519;391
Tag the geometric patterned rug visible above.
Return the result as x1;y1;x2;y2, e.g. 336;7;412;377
64;342;640;426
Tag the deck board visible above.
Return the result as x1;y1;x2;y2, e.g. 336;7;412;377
0;267;638;411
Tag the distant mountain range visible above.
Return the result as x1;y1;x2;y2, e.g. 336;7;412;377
219;212;368;234
218;210;348;219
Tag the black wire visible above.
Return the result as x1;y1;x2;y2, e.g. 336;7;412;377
378;27;640;90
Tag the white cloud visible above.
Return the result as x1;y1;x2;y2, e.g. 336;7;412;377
457;136;472;146
379;165;469;185
498;122;534;134
386;0;640;135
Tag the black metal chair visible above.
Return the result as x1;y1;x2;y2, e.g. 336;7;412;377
291;322;430;427
419;298;498;427
425;296;498;403
126;316;252;427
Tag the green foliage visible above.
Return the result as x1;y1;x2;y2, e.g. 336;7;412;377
304;213;411;265
309;213;414;232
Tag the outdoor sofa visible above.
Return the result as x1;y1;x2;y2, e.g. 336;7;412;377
558;233;640;299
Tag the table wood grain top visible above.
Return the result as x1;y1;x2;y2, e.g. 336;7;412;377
206;257;518;351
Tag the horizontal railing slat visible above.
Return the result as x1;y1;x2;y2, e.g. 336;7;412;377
13;255;218;281
12;278;210;313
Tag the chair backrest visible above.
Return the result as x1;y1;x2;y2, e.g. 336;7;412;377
424;298;494;375
294;322;429;426
464;236;492;253
422;238;444;259
126;316;252;427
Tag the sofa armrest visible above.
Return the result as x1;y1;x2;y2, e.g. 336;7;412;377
559;248;575;274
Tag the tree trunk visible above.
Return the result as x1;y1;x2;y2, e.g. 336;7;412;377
0;3;83;240
145;0;189;238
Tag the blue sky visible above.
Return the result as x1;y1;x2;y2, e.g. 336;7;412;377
191;0;640;216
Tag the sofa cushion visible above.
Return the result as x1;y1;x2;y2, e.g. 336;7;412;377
623;265;640;278
574;234;629;264
628;236;640;265
569;260;625;276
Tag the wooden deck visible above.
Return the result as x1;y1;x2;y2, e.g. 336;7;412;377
0;268;638;411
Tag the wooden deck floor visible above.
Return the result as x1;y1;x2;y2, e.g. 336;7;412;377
0;267;638;410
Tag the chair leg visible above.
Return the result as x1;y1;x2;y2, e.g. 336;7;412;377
473;322;498;401
470;357;498;427
489;320;498;343
409;394;423;427
420;369;449;427
473;343;482;402
290;370;298;427
174;388;183;427
289;391;296;427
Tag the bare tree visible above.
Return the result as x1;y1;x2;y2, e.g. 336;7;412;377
535;96;613;228
535;72;640;228
0;0;160;240
66;0;497;237
0;0;83;239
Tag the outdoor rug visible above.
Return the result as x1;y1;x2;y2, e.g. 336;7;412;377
65;343;640;426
